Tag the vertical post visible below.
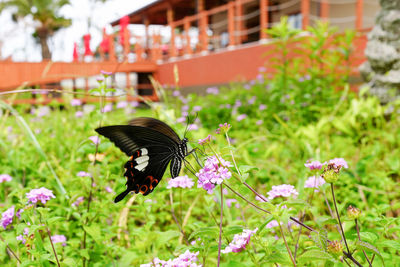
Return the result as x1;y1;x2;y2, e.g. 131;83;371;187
301;0;310;30
167;6;176;58
200;11;208;52
228;2;235;47
124;28;130;59
144;17;150;50
126;72;130;89
260;0;268;40
235;0;243;45
109;34;116;61
320;0;329;20
355;0;363;30
184;17;192;55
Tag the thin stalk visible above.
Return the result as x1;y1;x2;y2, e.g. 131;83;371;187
278;222;296;266
0;234;21;263
330;184;350;254
169;191;189;245
46;227;61;267
355;219;372;266
217;184;224;267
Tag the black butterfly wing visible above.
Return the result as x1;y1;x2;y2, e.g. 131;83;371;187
129;117;181;143
95;125;178;156
114;145;173;202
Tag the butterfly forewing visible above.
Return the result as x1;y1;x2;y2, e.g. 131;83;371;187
96;117;188;203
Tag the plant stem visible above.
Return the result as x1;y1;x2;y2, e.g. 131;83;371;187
169;191;189;245
0;234;21;263
217;184;224;267
355;219;372;266
278;222;296;266
330;184;350;254
46;227;61;267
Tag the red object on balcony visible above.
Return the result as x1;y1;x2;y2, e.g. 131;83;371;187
100;28;110;53
73;42;79;62
83;34;92;56
119;15;130;45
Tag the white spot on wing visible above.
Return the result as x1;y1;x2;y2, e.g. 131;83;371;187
141;148;148;155
135;162;148;171
135;155;149;164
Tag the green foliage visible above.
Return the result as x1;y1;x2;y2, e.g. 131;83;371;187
0;21;399;266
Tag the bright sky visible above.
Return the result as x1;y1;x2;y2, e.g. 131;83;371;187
0;0;156;62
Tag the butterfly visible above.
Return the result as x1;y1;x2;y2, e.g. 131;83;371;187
95;117;189;203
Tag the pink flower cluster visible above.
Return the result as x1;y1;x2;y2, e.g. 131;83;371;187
0;174;12;183
51;235;67;246
1;206;15;229
198;135;212;145
26;187;55;205
222;228;258;253
215;123;231;134
196;156;232;194
167;175;195;189
304;175;326;190
304;158;348;171
72;196;85;207
267;184;298;200
16;227;30;244
141;250;200;267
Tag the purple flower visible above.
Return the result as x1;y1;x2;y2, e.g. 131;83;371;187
259;104;267;111
130;101;139;107
222;228;258;253
101;70;112;76
96;76;104;83
206;86;219;95
0;174;12;183
72;196;84;207
193;105;202;112
105;186;113;193
234;100;242;108
70;99;82;106
266;220;279;228
328;158;348;169
248;96;256;105
196;156;232;193
26;187;55;205
256;120;263;125
236;114;247;121
226;198;239;208
51;235;67;246
256;74;264;83
102;103;113;113
16;209;23;219
244;84;251;90
198;134;212;145
1;206;15;229
116;101;128;109
75;111;84;118
181;111;189;117
83;104;95;114
182;105;189;111
172;90;180;97
177;117;186;123
16;227;30;244
167;175;194;189
267;184;298;200
77;171;91;177
304;176;326;191
258;66;267;73
89;136;100;145
249;80;256;85
216;122;231;134
304;160;323;170
37;106;50;117
141;250;200;267
188;124;198;131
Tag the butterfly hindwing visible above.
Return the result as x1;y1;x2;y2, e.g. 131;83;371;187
114;146;173;202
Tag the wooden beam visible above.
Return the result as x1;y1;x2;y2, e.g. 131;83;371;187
228;2;235;47
260;0;268;39
320;0;329;20
184;17;192;55
356;0;363;30
301;0;310;29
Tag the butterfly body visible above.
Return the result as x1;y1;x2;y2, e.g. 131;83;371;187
95;117;188;202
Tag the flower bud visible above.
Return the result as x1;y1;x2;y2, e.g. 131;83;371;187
347;205;361;220
322;169;339;183
327;240;343;255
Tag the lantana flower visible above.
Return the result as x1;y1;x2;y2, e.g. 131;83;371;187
304;160;323;170
167;175;194;189
304;175;325;191
26;187;55;205
1;206;15;229
0;174;12;183
267;184;298;200
196;156;232;194
51;235;67;246
222;228;258;253
198;135;212;145
141;250;200;267
328;158;348;169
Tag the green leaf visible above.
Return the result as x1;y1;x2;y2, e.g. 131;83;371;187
356;240;384;264
83;225;101;244
188;227;219;240
377;240;400;251
298;249;338;263
224;226;244;236
47;216;64;225
262;251;292;265
239;165;259;174
156;230;180;244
